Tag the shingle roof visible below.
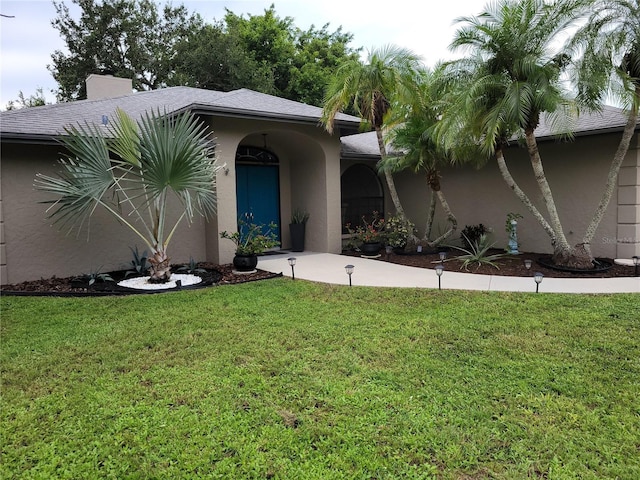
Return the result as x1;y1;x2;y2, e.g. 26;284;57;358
341;106;639;158
0;86;360;142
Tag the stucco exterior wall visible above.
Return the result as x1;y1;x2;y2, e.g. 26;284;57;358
206;116;343;264
0;113;344;284
392;131;634;258
616;132;640;258
0;143;208;285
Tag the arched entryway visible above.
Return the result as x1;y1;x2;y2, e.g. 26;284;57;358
235;145;281;241
341;164;384;233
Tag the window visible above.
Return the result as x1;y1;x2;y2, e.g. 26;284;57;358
341;164;384;233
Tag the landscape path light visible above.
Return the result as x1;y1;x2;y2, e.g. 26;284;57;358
524;259;532;271
435;263;444;290
633;256;639;277
345;264;354;286
534;272;544;293
288;257;296;280
439;251;447;262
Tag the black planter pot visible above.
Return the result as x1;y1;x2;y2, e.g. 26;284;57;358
290;223;306;252
233;254;258;272
360;242;382;256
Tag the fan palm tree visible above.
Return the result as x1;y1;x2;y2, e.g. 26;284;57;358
321;44;422;220
569;0;640;259
36;108;221;282
442;0;596;268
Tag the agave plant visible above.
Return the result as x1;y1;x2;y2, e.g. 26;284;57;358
449;233;509;271
36;108;221;283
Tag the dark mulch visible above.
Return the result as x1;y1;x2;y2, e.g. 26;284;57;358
343;248;636;279
0;263;281;296
2;251;636;296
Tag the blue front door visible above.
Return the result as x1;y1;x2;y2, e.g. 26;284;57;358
236;164;281;242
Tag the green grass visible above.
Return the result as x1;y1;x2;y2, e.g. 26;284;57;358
2;280;639;479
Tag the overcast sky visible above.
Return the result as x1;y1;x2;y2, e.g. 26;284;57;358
0;0;485;108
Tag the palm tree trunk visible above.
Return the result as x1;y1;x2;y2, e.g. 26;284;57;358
582;93;639;257
422;189;436;241
495;147;555;239
148;249;172;283
374;127;421;244
523;131;571;250
374;127;405;217
426;190;458;247
522;134;593;269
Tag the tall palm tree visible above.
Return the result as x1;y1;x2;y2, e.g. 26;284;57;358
321;44;422;220
569;0;640;259
382;67;472;246
442;0;596;268
36;108;221;282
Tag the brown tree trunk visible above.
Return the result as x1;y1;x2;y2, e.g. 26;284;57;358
422;189;436;241
552;243;594;270
422;169;457;246
148;250;172;283
425;190;457;247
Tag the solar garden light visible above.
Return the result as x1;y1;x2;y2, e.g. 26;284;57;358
287;257;296;280
524;259;532;271
345;264;354;286
534;272;544;293
435;263;444;290
633;256;639;277
439;251;447;262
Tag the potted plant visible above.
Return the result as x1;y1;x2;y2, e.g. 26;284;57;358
220;215;280;272
289;208;309;252
346;211;386;256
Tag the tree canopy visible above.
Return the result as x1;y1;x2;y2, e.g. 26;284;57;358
50;0;203;100
49;1;360;106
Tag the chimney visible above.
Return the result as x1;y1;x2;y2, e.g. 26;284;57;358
86;74;133;100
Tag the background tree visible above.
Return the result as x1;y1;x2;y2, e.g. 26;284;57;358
5;88;48;110
223;5;295;99
286;23;359;106
50;0;203;101
322;44;423;222
222;5;359;105
169;21;275;93
49;1;358;106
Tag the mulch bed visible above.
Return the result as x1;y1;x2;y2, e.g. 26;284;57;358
1;251;636;296
344;248;636;279
0;263;281;296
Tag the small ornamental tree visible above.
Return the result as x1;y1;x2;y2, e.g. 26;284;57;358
36;108;221;283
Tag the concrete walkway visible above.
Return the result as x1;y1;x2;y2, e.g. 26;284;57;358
258;251;640;294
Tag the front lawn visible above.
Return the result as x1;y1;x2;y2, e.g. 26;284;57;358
2;280;638;479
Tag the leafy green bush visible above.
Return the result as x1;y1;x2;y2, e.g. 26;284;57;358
384;213;416;249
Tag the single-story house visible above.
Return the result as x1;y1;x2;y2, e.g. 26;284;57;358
1;74;638;284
